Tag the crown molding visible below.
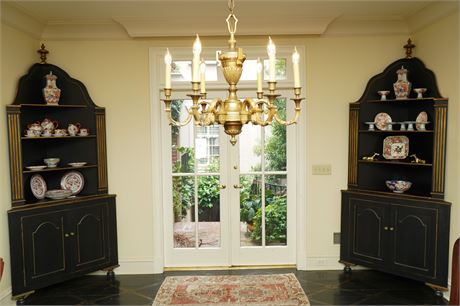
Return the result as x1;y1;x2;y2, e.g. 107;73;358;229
1;2;44;39
407;1;459;34
324;17;409;36
42;21;130;40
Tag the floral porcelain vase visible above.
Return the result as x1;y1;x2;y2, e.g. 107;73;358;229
43;71;61;105
393;66;411;99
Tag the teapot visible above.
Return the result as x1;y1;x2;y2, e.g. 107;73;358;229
41;118;58;132
67;123;81;136
27;122;42;133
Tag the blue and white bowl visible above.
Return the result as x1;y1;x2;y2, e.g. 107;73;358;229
385;180;412;193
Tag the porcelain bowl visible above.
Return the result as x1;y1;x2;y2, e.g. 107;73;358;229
45;189;72;200
43;158;60;167
385;180;412;193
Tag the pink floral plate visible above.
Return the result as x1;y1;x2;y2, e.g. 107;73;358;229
60;171;84;195
383;135;409;159
374;112;392;130
30;174;47;199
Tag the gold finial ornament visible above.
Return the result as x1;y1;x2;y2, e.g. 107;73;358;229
37;44;49;64
404;39;415;59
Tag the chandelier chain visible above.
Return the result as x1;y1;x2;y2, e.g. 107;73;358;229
228;0;235;13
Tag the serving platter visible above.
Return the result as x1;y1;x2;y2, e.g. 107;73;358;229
383;135;409;159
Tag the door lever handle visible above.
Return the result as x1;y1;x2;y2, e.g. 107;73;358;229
233;184;243;189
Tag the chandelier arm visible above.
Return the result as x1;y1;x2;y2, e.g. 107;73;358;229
273;97;304;126
249;99;273;126
167;109;194;127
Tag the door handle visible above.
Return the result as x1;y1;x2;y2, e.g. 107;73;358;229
233;184;242;189
219;184;227;189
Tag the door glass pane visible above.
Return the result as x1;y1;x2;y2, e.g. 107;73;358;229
265;175;287;246
173;176;196;248
240;174;262;246
239;124;262;172
172;60;218;81
198;175;221;248
265;98;287;171
263;58;287;80
171;100;194;174
196;126;220;173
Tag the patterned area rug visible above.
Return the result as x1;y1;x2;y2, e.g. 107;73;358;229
153;273;309;305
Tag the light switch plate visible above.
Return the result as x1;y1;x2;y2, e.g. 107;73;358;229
312;164;332;175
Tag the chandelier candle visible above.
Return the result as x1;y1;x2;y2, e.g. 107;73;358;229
162;0;304;145
164;49;172;89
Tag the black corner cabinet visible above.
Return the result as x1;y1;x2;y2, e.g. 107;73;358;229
340;56;451;293
6;62;118;300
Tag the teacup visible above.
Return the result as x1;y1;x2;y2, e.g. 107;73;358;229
42;130;53;137
54;129;67;137
78;128;89;136
25;129;40;137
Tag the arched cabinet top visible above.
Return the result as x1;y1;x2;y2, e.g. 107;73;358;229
12;63;100;109
353;57;444;103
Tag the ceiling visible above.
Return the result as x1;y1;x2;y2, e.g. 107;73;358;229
1;0;458;39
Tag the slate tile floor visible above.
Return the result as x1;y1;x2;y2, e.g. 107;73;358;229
21;269;447;305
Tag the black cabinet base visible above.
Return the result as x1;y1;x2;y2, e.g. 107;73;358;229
8;195;119;298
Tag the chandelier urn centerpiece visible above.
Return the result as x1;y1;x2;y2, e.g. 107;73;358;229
162;0;304;145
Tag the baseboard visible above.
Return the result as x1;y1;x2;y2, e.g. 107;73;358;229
305;256;344;270
443;282;451;301
90;259;157;275
0;287;13;305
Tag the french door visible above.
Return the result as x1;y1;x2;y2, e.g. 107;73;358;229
162;89;296;267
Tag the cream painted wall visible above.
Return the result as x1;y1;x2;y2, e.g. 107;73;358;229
414;11;460;282
0;24;38;297
0;10;458;297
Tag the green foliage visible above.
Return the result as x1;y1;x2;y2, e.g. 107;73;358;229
239;176;261;223
251;194;287;243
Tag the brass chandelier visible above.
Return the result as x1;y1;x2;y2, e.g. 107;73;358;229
162;0;304;145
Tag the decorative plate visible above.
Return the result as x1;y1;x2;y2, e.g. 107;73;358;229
415;111;428;130
68;162;87;167
383;135;409;159
30;174;47;199
26;165;47;171
374;112;392;130
60;171;84;195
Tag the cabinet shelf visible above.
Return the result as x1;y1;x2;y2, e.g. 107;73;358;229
366;97;447;103
359;130;433;133
23;164;97;174
18;103;87;108
21;135;96;140
358;159;432;167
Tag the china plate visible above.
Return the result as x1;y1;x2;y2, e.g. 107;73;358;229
68;162;87;167
60;171;84;195
416;111;428;130
374;112;392;130
30;174;47;200
26;165;47;170
383;135;409;159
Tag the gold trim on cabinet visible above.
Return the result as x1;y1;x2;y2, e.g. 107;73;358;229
75;213;106;266
96;112;108;193
348;106;359;187
432;104;447;198
8;112;24;205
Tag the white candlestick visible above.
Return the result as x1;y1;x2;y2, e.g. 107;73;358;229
192;34;202;82
200;60;206;94
267;37;276;82
292;47;300;88
257;57;263;92
164;48;172;89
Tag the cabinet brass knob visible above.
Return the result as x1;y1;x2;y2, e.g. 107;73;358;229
219;185;227;189
233;184;243;189
70;232;75;236
384;226;389;230
65;234;69;238
389;227;394;231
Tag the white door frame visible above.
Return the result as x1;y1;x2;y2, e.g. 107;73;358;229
149;46;307;273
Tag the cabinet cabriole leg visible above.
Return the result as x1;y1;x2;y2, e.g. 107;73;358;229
344;265;352;273
106;269;115;279
14;291;34;305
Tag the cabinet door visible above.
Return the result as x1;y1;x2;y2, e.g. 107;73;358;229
21;211;68;287
66;203;110;272
349;197;389;266
390;204;436;278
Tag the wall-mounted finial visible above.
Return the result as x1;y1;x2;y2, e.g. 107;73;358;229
37;44;49;64
404;38;415;59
